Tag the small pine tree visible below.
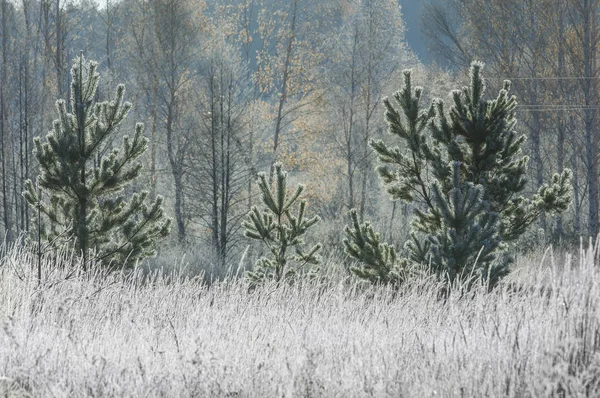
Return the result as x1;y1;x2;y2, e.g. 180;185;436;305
343;209;407;285
348;62;572;286
24;54;171;268
243;164;321;283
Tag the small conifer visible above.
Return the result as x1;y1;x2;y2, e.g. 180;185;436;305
24;54;171;268
243;164;321;283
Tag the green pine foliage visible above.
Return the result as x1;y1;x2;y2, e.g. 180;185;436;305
24;54;171;268
343;209;408;285
349;61;572;286
243;164;321;283
408;161;510;285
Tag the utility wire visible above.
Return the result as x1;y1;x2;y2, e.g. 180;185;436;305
518;105;600;109
517;105;600;111
519;108;600;112
487;76;600;80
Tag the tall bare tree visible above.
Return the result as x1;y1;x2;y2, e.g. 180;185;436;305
0;0;18;241
326;0;406;220
130;0;205;242
187;40;252;267
565;0;600;238
254;0;334;182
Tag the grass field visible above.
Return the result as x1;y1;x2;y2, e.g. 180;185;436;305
1;243;599;397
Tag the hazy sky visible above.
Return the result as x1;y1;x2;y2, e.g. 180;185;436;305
398;0;431;63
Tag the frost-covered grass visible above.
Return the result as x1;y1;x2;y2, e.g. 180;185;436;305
1;243;600;397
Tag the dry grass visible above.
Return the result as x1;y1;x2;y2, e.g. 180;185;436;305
1;243;600;397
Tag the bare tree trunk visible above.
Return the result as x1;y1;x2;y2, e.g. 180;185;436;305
345;102;356;210
359;147;369;222
344;29;360;211
555;9;567;240
150;83;158;198
243;0;255;211
388;201;396;242
104;0;112;69
359;96;373;223
582;0;599;238
166;101;185;242
173;172;185;242
572;148;582;236
21;0;33;234
55;0;63;97
19;56;26;235
346;137;355;210
220;87;230;268
530;110;546;231
0;0;13;242
269;0;297;183
210;83;219;255
556;117;566;239
12;138;19;238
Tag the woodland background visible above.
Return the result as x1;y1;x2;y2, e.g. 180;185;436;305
0;0;597;274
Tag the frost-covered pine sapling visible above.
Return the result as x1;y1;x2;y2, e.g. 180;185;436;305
409;161;510;285
351;62;571;287
344;209;408;285
375;63;572;246
243;164;321;283
24;54;171;269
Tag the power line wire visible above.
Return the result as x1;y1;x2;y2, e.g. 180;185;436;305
516;106;600;112
518;105;600;108
487;76;600;80
520;109;600;112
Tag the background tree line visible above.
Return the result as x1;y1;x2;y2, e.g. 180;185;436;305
0;0;593;273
